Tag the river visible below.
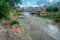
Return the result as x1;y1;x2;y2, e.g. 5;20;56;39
19;12;60;40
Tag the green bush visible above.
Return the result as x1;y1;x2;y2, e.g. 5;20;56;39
42;12;60;22
54;12;60;22
54;18;60;22
0;0;10;20
13;12;19;17
42;14;50;18
11;20;19;25
46;6;59;13
36;13;40;16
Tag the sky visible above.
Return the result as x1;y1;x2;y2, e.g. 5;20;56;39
18;0;60;7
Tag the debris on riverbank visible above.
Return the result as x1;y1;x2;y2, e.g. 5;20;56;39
0;25;32;40
0;11;32;40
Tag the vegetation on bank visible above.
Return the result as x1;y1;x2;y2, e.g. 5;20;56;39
41;12;60;22
44;4;60;22
36;5;60;22
0;0;20;27
11;20;19;25
0;0;10;20
37;12;60;23
46;6;59;13
44;5;60;22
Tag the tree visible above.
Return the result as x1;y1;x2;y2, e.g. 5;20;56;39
0;0;10;20
46;6;53;13
46;6;59;13
6;0;21;6
53;6;59;12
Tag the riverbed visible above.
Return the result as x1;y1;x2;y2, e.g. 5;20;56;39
19;12;60;40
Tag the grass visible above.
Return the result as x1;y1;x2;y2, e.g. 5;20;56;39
13;12;19;17
11;20;19;25
39;12;60;22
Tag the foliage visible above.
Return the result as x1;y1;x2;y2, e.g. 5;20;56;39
6;0;21;6
13;12;19;17
53;6;59;12
36;12;40;16
54;12;60;22
45;3;60;22
0;0;10;20
42;12;60;22
46;6;59;13
46;6;53;12
54;18;60;22
11;20;19;25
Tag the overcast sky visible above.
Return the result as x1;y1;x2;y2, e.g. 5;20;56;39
18;0;60;7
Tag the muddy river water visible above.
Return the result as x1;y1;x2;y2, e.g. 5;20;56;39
19;12;60;40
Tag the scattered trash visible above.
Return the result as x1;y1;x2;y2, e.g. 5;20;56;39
11;29;22;33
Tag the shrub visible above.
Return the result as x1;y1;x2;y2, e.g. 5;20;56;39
42;14;50;18
54;12;60;22
11;20;19;25
54;18;60;22
42;12;60;22
0;0;10;20
36;13;40;16
13;12;19;17
46;6;59;13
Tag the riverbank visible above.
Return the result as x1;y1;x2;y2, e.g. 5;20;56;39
52;22;60;27
36;13;60;28
0;25;32;40
0;11;33;40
